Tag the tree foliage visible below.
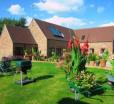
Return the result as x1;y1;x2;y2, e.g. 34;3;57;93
0;17;26;34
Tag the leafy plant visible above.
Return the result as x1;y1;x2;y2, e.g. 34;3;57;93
58;35;103;98
110;59;114;76
101;50;109;60
62;36;97;91
88;53;97;62
32;47;42;61
48;51;59;62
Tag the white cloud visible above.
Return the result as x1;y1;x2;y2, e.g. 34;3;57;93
97;6;105;13
8;4;25;15
100;22;114;27
33;0;84;13
44;16;87;29
25;16;33;26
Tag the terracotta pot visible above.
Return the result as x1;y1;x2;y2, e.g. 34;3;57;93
100;59;106;67
89;61;95;66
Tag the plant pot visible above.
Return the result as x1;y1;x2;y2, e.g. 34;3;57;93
100;59;106;67
89;61;95;66
82;85;104;97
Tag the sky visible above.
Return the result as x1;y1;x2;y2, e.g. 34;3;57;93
0;0;114;29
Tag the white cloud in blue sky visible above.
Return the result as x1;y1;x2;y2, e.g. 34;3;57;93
25;16;33;26
100;22;114;27
33;0;84;14
0;0;114;29
8;4;25;15
44;15;87;29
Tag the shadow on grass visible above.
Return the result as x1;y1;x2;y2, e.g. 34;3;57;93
57;97;89;104
0;74;4;77
101;94;114;97
16;75;54;86
88;97;103;103
34;74;54;82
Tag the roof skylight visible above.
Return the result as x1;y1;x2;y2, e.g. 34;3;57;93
48;25;64;38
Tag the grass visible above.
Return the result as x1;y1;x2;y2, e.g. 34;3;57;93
0;62;114;104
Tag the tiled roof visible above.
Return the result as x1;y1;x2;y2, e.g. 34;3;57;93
6;25;37;44
34;19;73;41
74;26;114;42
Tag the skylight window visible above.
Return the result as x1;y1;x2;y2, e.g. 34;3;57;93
48;26;64;38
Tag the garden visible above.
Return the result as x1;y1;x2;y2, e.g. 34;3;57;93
0;62;114;104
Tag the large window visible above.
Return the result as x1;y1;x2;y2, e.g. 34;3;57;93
48;25;64;38
48;48;55;56
56;48;62;56
14;47;24;56
48;48;62;57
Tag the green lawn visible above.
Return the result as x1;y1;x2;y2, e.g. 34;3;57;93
0;62;114;104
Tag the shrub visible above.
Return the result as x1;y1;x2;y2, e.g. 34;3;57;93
48;51;59;62
88;53;97;62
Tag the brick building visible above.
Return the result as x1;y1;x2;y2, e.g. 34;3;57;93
74;26;114;55
0;18;114;59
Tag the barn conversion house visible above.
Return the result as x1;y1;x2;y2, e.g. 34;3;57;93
0;18;114;59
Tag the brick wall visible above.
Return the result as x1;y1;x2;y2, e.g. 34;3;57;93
0;25;13;59
48;39;67;48
28;20;47;56
86;42;113;55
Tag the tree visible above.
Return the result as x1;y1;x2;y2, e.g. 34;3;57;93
0;18;26;34
16;18;26;27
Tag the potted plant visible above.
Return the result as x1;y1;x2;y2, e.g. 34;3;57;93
32;47;41;61
95;55;100;66
24;48;32;60
58;36;104;100
88;53;96;66
100;50;109;67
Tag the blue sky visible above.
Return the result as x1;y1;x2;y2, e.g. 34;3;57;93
0;0;114;29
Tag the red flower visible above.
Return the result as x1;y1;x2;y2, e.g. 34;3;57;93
83;41;89;48
68;39;73;49
81;41;89;54
74;38;80;48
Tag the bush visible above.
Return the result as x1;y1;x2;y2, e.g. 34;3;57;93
48;52;59;62
101;50;109;60
88;53;97;62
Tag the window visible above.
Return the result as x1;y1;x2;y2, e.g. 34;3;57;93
48;48;55;56
89;48;94;54
48;26;64;38
99;48;105;56
100;48;105;54
56;48;62;56
48;48;62;57
81;35;85;40
14;47;24;56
